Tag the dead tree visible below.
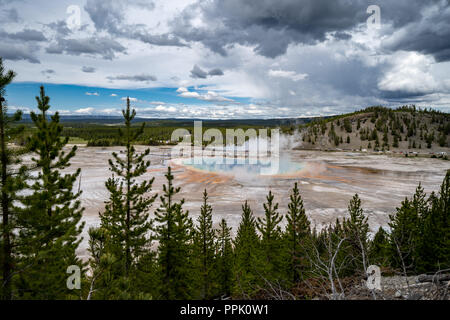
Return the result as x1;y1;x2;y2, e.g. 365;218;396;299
306;227;350;300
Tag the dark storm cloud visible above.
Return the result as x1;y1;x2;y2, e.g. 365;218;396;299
190;65;208;79
0;28;47;42
82;66;96;73
171;0;369;57
107;74;158;82
46;20;73;37
84;0;187;48
383;1;450;62
0;45;40;64
170;0;446;58
380;90;431;101
46;37;126;60
333;32;352;41
12;29;47;41
190;65;224;79
208;68;224;76
131;32;187;47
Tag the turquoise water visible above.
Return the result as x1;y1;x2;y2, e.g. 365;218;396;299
183;156;305;175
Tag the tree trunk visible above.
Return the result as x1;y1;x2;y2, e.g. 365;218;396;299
418;274;450;283
0;100;12;300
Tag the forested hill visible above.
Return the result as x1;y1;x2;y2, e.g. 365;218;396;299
299;106;450;154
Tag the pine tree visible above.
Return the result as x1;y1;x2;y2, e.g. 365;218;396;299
100;97;157;277
416;171;450;272
193;189;217;299
388;197;419;274
86;227;122;299
284;183;311;283
216;218;233;297
438;132;446;147
233;201;262;297
154;167;194;299
369;227;389;267
256;191;284;283
438;171;450;268
0;59;27;300
343;194;369;275
17;86;84;299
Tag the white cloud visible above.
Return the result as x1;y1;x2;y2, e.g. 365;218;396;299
110;93;117;97
178;91;200;98
155;105;177;112
75;107;95;114
85;92;99;96
268;69;308;81
176;87;188;93
378;52;439;94
100;108;121;115
177;88;233;102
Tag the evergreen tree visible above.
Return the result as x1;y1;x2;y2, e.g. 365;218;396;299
233;201;262;297
369;227;389;267
438;132;446;147
216;218;233;297
256;191;284;283
388;197;419;274
193;189;217;299
17;86;84;299
284;183;311;283
154;167;194;299
416;171;450;272
100;97;157;277
343;194;369;275
86;227;123;299
0;59;27;300
344;118;352;133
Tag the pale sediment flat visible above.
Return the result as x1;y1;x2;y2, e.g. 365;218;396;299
27;145;450;259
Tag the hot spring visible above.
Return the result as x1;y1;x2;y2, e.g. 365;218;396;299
174;154;306;177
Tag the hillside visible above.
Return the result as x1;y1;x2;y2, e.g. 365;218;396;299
298;106;450;155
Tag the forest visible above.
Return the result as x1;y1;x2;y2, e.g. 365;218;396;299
300;105;450;152
1;59;449;300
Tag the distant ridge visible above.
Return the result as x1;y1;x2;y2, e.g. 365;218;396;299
16;113;317;127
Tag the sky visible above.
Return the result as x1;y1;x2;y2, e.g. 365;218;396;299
1;0;450;119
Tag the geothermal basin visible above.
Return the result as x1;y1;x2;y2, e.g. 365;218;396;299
46;145;450;259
